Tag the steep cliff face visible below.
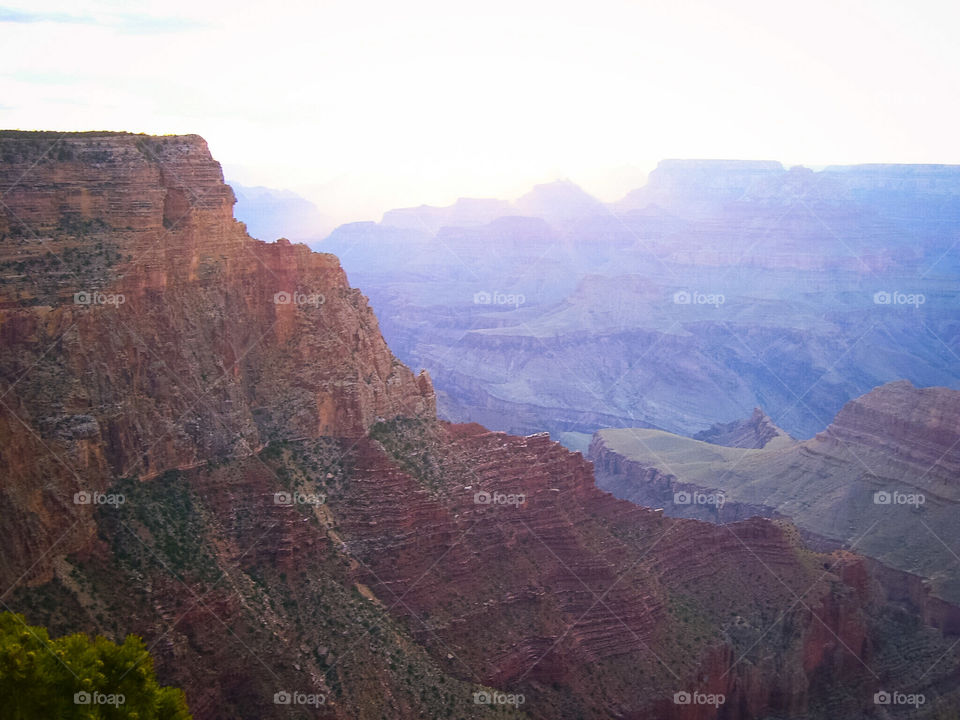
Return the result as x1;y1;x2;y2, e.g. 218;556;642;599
0;130;434;590
2;133;959;719
16;417;950;719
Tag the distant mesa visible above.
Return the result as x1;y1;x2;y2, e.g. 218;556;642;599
340;158;960;239
381;197;513;234
379;179;607;235
319;156;960;445
513;179;607;225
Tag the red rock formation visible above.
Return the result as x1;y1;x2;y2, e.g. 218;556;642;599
590;381;960;606
347;421;951;718
0;131;434;589
820;380;960;491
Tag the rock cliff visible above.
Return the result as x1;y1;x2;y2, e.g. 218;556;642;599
0;130;434;589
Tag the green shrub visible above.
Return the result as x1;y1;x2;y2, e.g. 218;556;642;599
0;612;192;719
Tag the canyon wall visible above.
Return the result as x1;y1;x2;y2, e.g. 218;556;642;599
0;130;434;590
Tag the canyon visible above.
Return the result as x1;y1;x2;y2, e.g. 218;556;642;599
1;131;959;719
313;160;960;442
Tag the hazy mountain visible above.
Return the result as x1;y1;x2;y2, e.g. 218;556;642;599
513;179;608;225
377;180;608;236
231;182;335;241
381;197;514;234
318;162;960;442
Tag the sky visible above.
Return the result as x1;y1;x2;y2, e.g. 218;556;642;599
2;0;959;225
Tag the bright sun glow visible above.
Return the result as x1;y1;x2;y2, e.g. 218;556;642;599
3;0;959;223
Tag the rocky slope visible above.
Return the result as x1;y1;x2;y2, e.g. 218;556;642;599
2;132;959;719
591;381;960;603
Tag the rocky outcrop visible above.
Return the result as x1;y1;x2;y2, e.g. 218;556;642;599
353;421;960;718
16;415;954;719
589;431;785;523
0;132;434;438
693;407;795;449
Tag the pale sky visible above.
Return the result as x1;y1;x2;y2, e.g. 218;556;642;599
2;0;959;224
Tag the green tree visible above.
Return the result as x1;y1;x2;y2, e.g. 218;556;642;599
0;612;191;719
